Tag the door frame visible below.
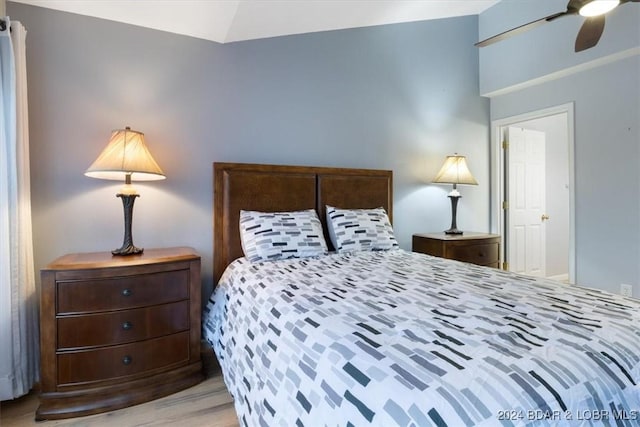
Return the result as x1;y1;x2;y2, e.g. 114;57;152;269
490;102;576;283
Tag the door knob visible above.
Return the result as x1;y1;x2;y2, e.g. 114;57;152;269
541;214;550;221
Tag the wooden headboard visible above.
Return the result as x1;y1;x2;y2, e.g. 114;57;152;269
213;162;393;283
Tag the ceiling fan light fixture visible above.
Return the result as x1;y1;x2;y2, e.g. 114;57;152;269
579;0;620;16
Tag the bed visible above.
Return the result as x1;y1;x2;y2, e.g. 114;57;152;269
204;162;640;427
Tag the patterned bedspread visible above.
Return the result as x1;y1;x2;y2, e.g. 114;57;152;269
203;250;640;427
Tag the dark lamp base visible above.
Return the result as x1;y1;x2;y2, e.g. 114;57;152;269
112;193;143;257
444;194;465;235
112;244;144;256
444;228;463;235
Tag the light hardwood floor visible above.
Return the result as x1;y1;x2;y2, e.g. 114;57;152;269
0;358;239;427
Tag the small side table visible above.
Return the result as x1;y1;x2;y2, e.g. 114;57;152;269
37;247;203;420
412;232;501;268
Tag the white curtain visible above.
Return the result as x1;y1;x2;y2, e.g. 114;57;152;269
0;18;38;401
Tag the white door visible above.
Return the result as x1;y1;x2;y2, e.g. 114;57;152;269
506;126;546;277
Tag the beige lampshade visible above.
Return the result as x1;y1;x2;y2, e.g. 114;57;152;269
579;0;619;17
85;127;165;181
433;155;478;185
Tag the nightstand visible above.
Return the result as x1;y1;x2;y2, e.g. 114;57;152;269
37;247;204;420
412;232;501;268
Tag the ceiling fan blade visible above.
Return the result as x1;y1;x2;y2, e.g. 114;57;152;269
475;10;572;47
575;15;605;52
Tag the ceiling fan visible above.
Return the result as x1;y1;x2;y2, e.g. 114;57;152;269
476;0;638;52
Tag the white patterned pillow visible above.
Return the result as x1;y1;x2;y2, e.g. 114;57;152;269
326;205;399;253
239;209;328;262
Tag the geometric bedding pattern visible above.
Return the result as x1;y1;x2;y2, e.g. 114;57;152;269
204;250;640;427
326;206;399;253
239;209;328;262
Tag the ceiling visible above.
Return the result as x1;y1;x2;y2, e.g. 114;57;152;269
10;0;499;43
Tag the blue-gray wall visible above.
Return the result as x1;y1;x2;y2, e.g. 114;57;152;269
479;0;640;293
8;2;490;300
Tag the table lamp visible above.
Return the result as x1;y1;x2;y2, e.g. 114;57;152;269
433;154;477;235
85;127;165;255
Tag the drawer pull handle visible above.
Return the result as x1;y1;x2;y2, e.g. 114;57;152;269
122;355;132;365
121;288;132;297
122;321;133;330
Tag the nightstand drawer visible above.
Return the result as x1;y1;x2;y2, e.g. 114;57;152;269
413;232;501;268
56;269;189;313
447;243;499;265
57;301;189;349
57;331;189;385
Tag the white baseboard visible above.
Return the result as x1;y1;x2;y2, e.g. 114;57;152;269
547;273;569;283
